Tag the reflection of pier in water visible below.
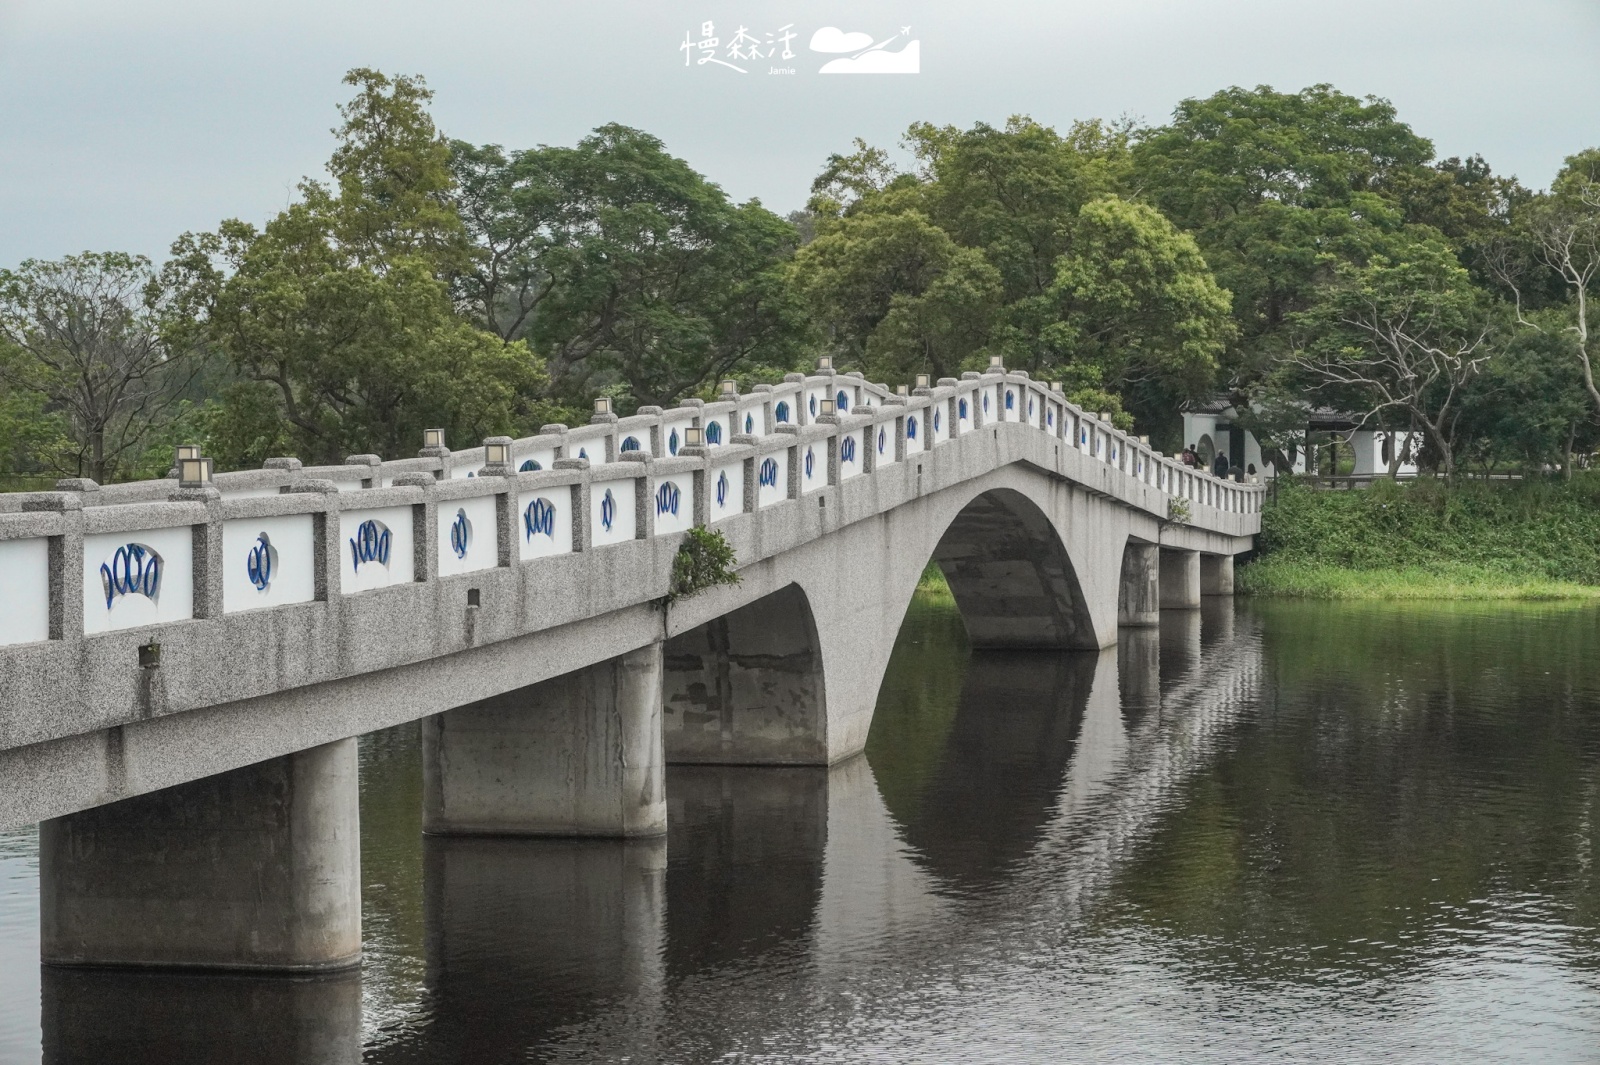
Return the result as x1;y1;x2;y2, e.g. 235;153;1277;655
818;598;1262;963
50;603;1262;1063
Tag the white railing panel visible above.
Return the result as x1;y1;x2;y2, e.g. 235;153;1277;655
0;538;49;645
223;515;316;614
85;527;195;633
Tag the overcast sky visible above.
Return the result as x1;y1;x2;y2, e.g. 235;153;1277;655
2;0;1597;265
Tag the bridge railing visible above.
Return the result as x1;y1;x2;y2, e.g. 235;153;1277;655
0;367;1263;649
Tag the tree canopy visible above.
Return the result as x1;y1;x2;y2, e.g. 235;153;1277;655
0;73;1595;483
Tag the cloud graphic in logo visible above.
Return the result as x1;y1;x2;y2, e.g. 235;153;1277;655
809;27;875;53
819;40;920;74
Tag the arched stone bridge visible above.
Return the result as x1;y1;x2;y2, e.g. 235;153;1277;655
0;365;1259;973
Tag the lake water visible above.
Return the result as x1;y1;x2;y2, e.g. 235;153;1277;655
4;597;1600;1063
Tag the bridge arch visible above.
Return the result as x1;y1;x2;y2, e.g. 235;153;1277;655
929;487;1099;652
662;583;828;764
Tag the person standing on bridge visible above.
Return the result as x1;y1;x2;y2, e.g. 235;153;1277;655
1212;451;1230;478
1182;445;1198;467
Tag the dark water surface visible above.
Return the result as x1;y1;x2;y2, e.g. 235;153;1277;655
5;598;1600;1062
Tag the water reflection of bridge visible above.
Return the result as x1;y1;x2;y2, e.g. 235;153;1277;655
37;601;1261;1063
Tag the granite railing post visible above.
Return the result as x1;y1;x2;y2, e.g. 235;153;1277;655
677;444;710;526
616;451;652;539
552;457;591;551
25;490;86;641
283;479;340;604
170;484;225;620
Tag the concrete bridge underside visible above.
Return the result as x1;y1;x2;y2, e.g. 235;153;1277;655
10;437;1251;974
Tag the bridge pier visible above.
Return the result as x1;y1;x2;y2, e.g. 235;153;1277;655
1201;553;1236;596
1158;548;1202;609
40;739;361;972
1117;542;1161;627
422;643;667;837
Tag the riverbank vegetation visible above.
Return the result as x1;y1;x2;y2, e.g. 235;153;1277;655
0;70;1596;486
1239;478;1600;599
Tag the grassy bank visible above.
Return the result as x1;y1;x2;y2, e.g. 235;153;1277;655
1239;476;1600;600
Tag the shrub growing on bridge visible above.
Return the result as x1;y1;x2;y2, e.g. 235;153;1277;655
668;526;741;603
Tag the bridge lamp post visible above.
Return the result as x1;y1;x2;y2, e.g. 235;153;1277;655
177;454;214;487
820;399;836;418
720;380;738;399
593;397;612;416
915;374;930;390
987;355;1004;372
684;426;704;448
422;428;445;450
895;385;908;397
1050;382;1062;393
484;440;511;466
816;355;833;372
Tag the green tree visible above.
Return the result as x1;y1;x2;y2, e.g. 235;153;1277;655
1290;229;1491;477
790;209;1001;382
1492;149;1600;422
0;251;204;482
1134;85;1437;391
794;118;1228;425
452;125;811;410
170;71;543;467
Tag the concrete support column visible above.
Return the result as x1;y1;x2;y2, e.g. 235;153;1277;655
1117;542;1160;627
1201;553;1235;596
40;739;361;973
423;642;667;837
1158;548;1201;609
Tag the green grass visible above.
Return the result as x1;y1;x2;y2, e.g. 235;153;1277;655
1237;558;1600;600
915;561;954;604
1241;476;1600;600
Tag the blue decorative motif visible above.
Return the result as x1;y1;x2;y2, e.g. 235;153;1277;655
840;435;857;464
349;519;391;573
744;413;754;434
578;447;588;460
600;489;616;533
656;480;680;517
959;398;969;421
808;394;817;417
877;427;886;453
1047;410;1054;428
524;497;556;540
1005;390;1015;411
835;390;850;412
716;470;730;509
907;416;918;440
1029;398;1035;417
668;428;680;455
246;533;273;593
1080;429;1089;445
450;509;471;560
804;446;815;480
759;457;779;488
101;542;162;610
705;421;722;445
620;436;642;453
933;409;942;433
519;458;542;472
775;401;791;423
983;393;991;413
